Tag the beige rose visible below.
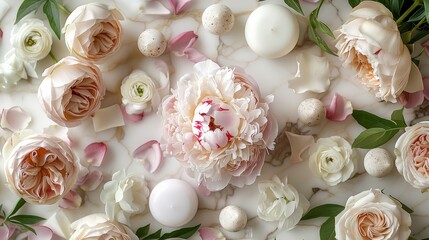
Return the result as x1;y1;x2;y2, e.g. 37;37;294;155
38;56;105;127
63;3;124;62
2;131;79;205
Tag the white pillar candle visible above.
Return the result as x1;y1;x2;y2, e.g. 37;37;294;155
245;4;299;58
149;179;198;227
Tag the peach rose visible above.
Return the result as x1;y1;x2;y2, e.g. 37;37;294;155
38;56;105;127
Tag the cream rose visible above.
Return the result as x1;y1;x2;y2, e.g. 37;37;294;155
70;213;138;240
308;136;357;186
335;189;411;240
38;56;105;127
257;175;309;230
0;49;37;88
335;1;422;103
11;18;52;61
120;70;159;115
2;131;79;205
100;170;150;224
395;121;429;191
63;3;123;62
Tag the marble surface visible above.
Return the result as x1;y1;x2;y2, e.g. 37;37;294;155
1;0;429;239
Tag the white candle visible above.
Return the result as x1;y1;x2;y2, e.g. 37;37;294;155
245;4;299;58
149;179;198;227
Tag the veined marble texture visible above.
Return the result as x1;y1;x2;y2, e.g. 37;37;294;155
1;0;429;239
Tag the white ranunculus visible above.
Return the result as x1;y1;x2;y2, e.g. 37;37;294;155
257;175;309;230
335;1;422;103
100;170;150;224
308;136;357;186
70;213;138;240
11;18;52;61
0;49;37;88
335;189;411;240
120;70;159;114
395;121;429;191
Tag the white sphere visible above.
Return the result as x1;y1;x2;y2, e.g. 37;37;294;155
364;148;394;178
219;205;247;232
297;98;326;126
138;29;167;57
202;4;235;35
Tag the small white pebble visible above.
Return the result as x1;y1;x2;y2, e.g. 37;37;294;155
219;205;247;232
138;29;167;57
364;148;394;178
297;98;326;126
202;4;235;35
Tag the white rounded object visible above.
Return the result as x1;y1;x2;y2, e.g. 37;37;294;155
138;29;167;57
245;4;299;58
202;4;235;35
149;179;198;227
219;205;247;232
297;98;326;126
364;148;394;178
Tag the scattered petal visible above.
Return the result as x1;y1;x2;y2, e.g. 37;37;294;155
43;125;71;145
155;60;170;98
285;132;314;163
168;0;192;15
59;190;83;209
199;227;226;240
423;77;429;100
92;105;125;132
79;170;104;192
326;93;353;121
0;1;9;22
404;62;423;93
168;31;208;62
27;226;53;240
84;142;107;167
133;140;163;173
398;91;424;109
44;211;72;239
120;104;144;123
114;0;170;20
0;225;10;240
0;106;31;132
288;52;330;93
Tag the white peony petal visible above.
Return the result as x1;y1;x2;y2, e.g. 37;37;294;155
44;211;72;239
133;140;163;173
92;105;125;132
0;106;31;132
404;62;424;93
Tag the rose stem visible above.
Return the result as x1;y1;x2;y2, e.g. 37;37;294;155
396;0;421;25
49;51;58;63
57;2;71;15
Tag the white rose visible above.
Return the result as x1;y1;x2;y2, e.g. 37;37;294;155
308;136;357;186
257;175;309;230
70;213;138;240
120;70;159;115
11;18;52;61
395;121;429;191
335;1;422;102
100;170;150;224
0;50;37;88
335;189;411;240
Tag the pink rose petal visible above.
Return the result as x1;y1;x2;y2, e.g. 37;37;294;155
0;225;10;240
27;226;53;240
144;1;171;15
79;170;104;191
168;0;192;15
133;140;163;173
326;93;353;121
285;132;314;163
398;91;424;108
423;77;429;100
84;142;107;167
168;31;208;62
199;227;225;240
0;106;31;132
59;190;83;209
120;104;144;123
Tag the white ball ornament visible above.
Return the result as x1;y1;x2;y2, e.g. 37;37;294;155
364;148;394;177
219;205;247;232
138;29;167;57
297;98;326;126
202;4;235;35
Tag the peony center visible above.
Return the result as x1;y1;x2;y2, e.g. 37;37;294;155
350;48;380;91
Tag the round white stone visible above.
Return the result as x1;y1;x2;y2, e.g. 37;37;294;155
245;4;299;58
202;4;235;35
219;205;247;232
138;29;167;57
364;148;394;178
149;179;198;227
297;98;326;126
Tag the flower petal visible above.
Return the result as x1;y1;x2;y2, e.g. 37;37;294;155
398;91;424;109
79;170;104;191
59;190;83;209
0;225;10;240
43;125;71;145
423;77;429;100
120;104;144;123
404;62;424;93
302;0;320;2
92;105;125;132
168;0;192;15
326;93;353;121
84;142;107;167
0;106;31;132
285;132;314;163
0;1;9;22
133;140;163;173
143;1;171;15
27;226;53;240
168;31;208;62
199;227;226;240
44;211;72;239
0;29;2;41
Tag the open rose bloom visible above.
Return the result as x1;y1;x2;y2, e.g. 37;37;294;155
161;60;277;191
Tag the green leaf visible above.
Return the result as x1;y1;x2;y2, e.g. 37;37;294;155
391;108;406;127
9;215;46;225
9;198;26;217
407;7;425;22
317;21;335;38
283;0;304;15
348;0;362;8
352;110;397;129
142;229;162;240
159;224;200;240
409;29;429;44
8;221;36;234
408;237;417;240
320;217;336;240
423;0;429;24
301;204;344;220
391;0;404;18
136;224;151;238
352;128;399;149
309;24;337;56
43;0;61;39
15;0;45;24
389;195;414;213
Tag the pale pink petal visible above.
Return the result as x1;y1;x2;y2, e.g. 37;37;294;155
0;106;31;131
43;125;71;145
144;1;171;15
199;227;226;240
0;225;10;240
168;0;192;15
398;91;424;108
286;132;314;163
197;184;211;197
27;226;53;240
326;93;353;121
120;104;144;123
84;142;107;167
133;140;163;173
423;39;429;57
79;170;103;191
59;190;82;209
423;77;429;100
168;31;208;62
155;60;170;97
0;29;2;40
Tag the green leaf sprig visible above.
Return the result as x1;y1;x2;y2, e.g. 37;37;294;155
301;204;344;240
135;224;200;240
351;108;406;149
0;198;46;234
